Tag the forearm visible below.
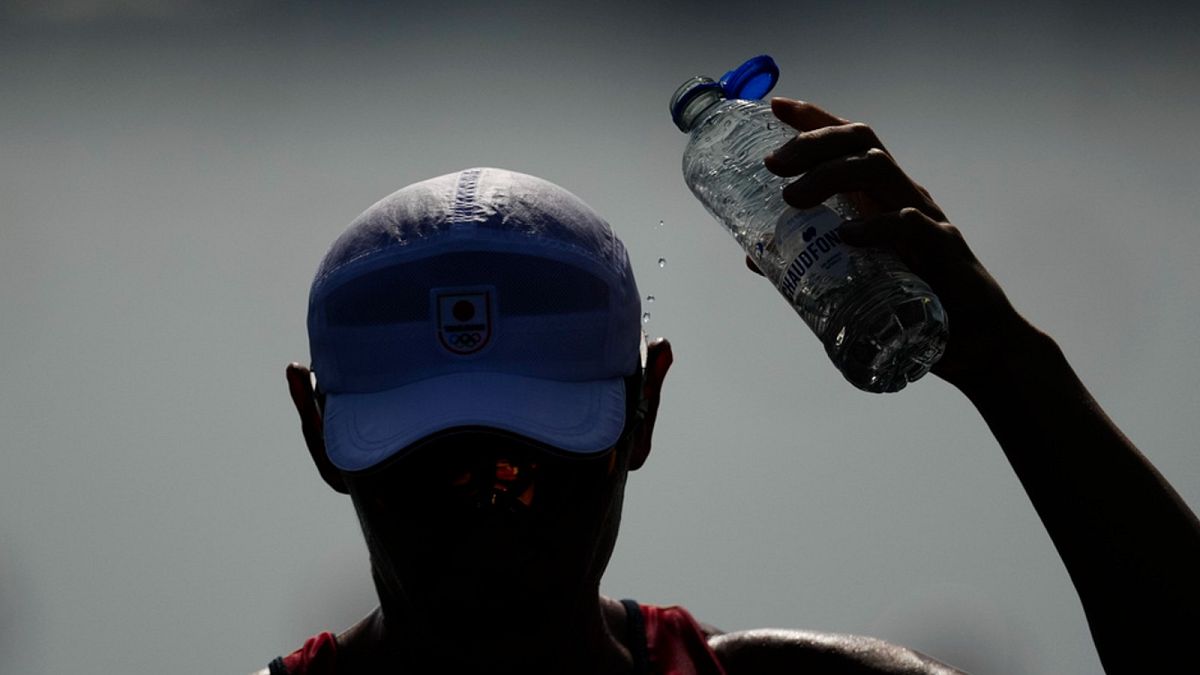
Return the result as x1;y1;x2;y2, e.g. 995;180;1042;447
958;329;1200;671
755;97;1199;669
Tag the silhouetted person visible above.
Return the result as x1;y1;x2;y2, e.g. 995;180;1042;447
261;98;1200;674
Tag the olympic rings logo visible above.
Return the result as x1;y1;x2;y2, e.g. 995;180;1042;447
436;290;492;355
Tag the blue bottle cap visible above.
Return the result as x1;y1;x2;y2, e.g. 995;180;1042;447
719;55;779;100
670;55;780;132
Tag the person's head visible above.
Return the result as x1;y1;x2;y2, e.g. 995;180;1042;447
286;168;672;645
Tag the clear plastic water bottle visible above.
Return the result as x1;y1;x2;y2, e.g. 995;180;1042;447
670;55;948;392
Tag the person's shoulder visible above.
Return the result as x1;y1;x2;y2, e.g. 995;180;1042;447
708;628;966;674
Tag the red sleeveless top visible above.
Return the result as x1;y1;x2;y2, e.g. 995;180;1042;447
269;601;726;675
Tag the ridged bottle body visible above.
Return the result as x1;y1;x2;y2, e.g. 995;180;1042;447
682;98;948;392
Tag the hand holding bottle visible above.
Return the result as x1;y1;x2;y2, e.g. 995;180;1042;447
759;97;1043;392
672;56;949;392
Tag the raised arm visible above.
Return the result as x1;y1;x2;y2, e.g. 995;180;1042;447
953;308;1200;672
763;97;1200;673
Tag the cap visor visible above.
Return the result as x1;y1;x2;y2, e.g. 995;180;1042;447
322;372;628;472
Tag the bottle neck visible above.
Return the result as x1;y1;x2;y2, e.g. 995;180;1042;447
671;76;728;133
676;89;725;133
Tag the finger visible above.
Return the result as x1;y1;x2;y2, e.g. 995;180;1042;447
765;122;889;177
745;255;765;277
838;208;925;245
837;208;963;280
769;97;849;132
781;149;946;221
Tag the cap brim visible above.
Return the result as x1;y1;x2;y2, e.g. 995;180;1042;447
322;371;628;472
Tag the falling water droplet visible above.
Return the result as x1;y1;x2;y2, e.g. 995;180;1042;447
646;294;655;303
657;257;667;269
642;312;651;324
657;219;664;229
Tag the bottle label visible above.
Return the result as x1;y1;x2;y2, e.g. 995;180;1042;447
775;207;849;301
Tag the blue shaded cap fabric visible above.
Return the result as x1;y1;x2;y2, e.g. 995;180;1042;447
307;168;643;472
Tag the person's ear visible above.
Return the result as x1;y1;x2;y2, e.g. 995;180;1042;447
286;363;348;494
628;338;673;471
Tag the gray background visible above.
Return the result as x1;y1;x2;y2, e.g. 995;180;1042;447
2;1;1198;673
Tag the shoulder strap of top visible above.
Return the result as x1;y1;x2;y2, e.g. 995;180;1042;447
269;631;338;675
620;598;651;675
635;602;728;675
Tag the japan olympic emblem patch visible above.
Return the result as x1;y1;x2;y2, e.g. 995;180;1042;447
434;288;494;355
